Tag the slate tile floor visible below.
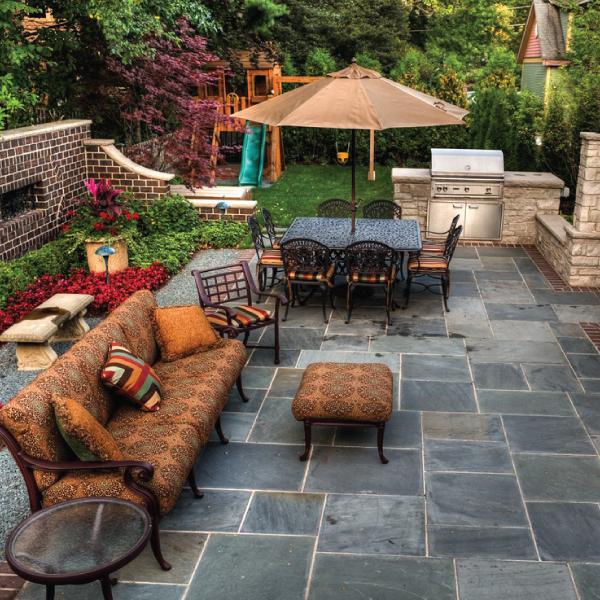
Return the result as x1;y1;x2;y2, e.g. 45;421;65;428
17;246;600;600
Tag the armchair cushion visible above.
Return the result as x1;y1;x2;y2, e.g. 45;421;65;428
349;272;392;284
154;305;219;362
407;255;449;271
101;342;162;412
260;249;283;266
205;305;271;328
53;396;123;462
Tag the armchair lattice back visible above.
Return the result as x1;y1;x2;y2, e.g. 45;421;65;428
280;238;335;323
363;200;402;220
345;240;397;325
248;216;283;290
261;208;282;248
404;225;463;312
192;261;286;364
316;198;352;218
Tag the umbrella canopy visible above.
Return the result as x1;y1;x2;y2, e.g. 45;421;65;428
232;61;468;230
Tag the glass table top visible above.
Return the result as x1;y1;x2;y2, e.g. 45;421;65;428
280;217;423;252
7;499;150;577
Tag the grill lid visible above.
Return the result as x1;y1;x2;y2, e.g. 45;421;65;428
431;148;504;179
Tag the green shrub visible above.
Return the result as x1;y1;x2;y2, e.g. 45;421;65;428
138;194;201;236
129;230;204;273
0;237;83;308
197;220;247;249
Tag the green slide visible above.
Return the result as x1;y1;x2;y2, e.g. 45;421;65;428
239;123;267;187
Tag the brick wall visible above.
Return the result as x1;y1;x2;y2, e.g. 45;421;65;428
0;120;91;261
0;122;175;261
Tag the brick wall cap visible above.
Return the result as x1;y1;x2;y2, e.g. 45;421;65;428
391;168;431;184
505;171;564;189
536;214;568;243
171;184;253;200
0;120;92;142
83;138;115;146
581;132;600;141
189;199;257;210
100;143;175;181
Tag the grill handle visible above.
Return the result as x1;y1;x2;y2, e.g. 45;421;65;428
452;204;463;209
468;205;480;209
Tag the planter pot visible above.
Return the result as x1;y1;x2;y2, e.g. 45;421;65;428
84;239;129;274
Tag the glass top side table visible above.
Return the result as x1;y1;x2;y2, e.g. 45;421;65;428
6;497;151;600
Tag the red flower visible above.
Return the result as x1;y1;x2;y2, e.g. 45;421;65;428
93;222;105;231
99;211;110;220
132;212;140;220
66;209;76;218
109;227;118;236
61;224;71;233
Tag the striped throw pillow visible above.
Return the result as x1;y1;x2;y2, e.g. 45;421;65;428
101;342;162;412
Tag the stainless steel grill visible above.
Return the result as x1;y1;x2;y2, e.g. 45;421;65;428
429;149;505;240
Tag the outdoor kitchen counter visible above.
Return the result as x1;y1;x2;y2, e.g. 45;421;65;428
392;167;565;244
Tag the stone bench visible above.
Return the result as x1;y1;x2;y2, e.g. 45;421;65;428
0;293;94;371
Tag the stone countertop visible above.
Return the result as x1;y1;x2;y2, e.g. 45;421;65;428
392;168;565;189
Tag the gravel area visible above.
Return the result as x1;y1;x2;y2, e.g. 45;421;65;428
0;248;248;557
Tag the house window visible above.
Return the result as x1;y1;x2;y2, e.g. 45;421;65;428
253;75;268;97
0;184;37;221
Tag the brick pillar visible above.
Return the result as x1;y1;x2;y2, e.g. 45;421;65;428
573;132;600;233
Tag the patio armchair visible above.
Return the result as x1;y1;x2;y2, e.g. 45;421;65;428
192;261;287;365
316;198;352;218
404;225;463;312
362;199;402;220
280;238;336;323
248;216;284;290
345;240;397;325
261;208;283;248
421;214;461;254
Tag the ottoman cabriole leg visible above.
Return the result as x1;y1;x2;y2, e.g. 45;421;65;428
377;422;389;464
299;420;312;461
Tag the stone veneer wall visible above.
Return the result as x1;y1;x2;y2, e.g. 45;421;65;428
0;121;174;260
392;168;563;245
536;132;600;287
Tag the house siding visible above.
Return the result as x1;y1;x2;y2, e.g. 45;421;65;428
521;62;547;98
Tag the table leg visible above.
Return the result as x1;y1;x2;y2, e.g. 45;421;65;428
45;584;55;600
100;576;114;600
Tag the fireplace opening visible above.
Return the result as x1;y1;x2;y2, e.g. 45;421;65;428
0;184;37;221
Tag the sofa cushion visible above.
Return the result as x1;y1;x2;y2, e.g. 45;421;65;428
101;343;162;412
43;419;202;515
154;305;219;362
0;316;128;491
108;290;158;365
53;396;123;461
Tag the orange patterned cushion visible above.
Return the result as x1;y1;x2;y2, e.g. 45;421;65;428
422;242;446;254
154;305;219;362
260;249;283;266
287;263;335;284
205;305;272;328
349;272;391;283
53;396;123;462
407;255;449;271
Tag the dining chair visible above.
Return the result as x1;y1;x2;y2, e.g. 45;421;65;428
421;214;461;254
404;225;463;312
280;238;336;323
316;198;352;218
261;208;283;248
248;216;283;291
345;240;396;325
192;261;287;364
362;199;402;220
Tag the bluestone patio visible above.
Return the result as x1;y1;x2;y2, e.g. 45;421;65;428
13;245;600;599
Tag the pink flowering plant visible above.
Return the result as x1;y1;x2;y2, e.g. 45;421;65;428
62;178;141;243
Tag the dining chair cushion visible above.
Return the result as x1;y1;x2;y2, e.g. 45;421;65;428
422;242;446;254
154;305;220;362
260;249;284;266
349;272;391;284
205;305;272;328
407;255;449;271
53;395;123;462
287;264;335;284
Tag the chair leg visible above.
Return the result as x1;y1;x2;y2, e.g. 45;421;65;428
257;265;265;292
270;268;276;288
283;283;291;321
46;585;55;600
385;285;392;326
273;322;281;365
299;421;312;461
377;423;389;464
187;469;204;498
320;284;328;323
236;375;250;403
441;273;450;312
214;416;229;444
345;283;353;324
403;272;412;309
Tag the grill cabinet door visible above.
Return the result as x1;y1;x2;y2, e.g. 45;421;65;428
427;201;465;238
464;202;503;240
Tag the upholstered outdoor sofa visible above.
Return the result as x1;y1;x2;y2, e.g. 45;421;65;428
0;290;248;570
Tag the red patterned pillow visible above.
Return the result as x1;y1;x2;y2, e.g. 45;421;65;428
100;342;162;412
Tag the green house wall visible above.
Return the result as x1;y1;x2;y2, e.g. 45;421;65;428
521;63;547;99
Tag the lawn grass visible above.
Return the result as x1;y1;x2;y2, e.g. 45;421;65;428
252;164;393;226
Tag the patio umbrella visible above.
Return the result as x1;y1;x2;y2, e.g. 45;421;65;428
231;60;469;232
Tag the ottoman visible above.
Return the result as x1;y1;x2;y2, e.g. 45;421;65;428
292;362;393;464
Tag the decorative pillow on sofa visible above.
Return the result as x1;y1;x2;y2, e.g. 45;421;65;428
53;396;123;462
100;342;162;412
154;305;220;362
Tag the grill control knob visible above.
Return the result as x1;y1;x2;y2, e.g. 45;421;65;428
443;186;448;192
486;187;492;194
464;187;470;193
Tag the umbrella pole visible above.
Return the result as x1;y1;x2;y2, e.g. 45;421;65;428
351;128;356;233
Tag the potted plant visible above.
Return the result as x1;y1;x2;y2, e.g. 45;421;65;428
62;178;140;274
